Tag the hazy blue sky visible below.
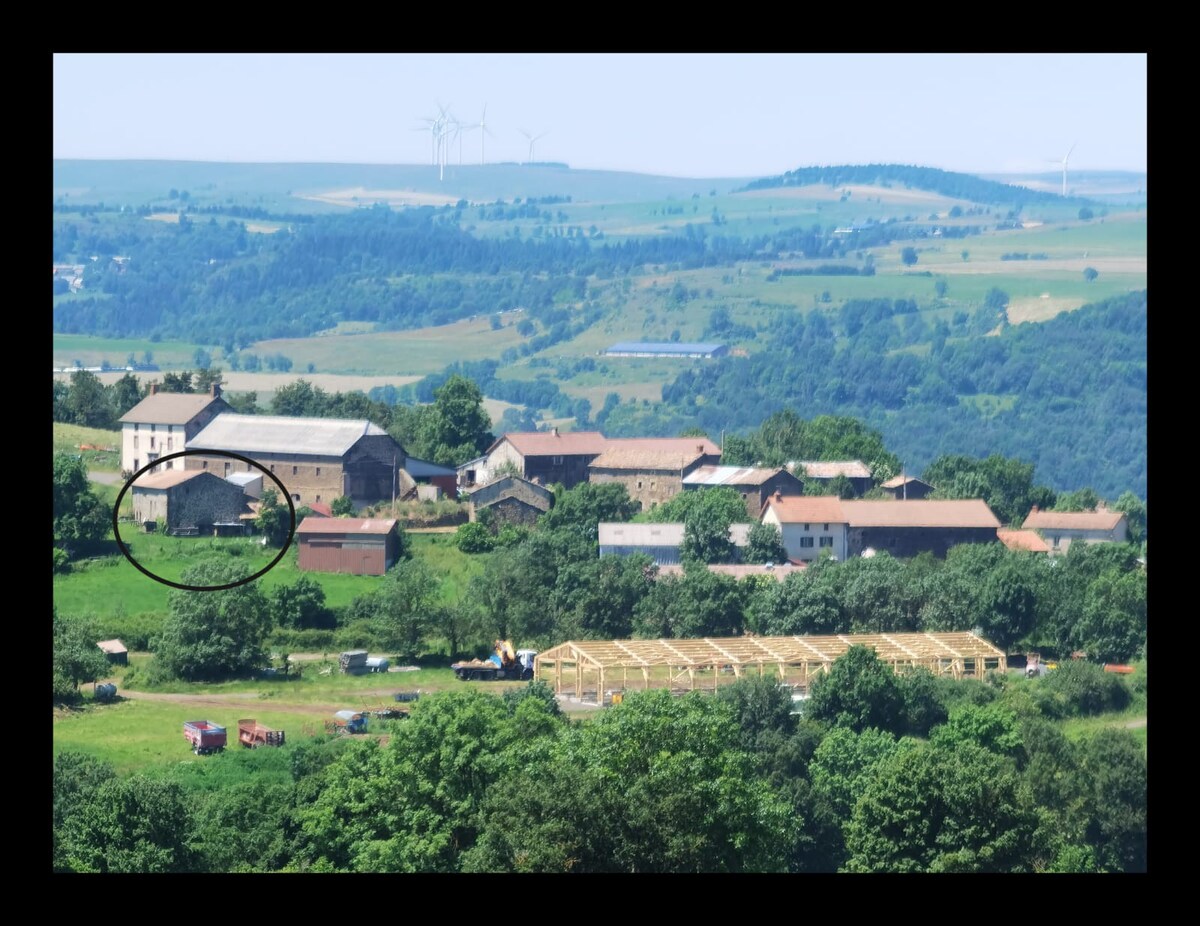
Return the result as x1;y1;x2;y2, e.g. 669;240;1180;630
53;53;1147;179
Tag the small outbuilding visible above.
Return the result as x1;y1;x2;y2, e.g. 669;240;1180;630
131;469;249;535
96;639;128;666
468;475;554;528
297;517;400;576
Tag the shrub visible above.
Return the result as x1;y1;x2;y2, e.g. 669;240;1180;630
454;521;495;554
1033;660;1132;718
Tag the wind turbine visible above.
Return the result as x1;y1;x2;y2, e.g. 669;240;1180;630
1048;142;1076;197
476;104;494;165
519;128;549;164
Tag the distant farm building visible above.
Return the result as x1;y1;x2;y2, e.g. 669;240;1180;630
879;475;935;500
536;632;1007;702
225;470;263;499
598;521;753;566
605;341;728;359
131;469;249;535
403;456;459;500
790;460;874;497
186;414;406;508
96;639;128;666
588;439;721;511
118;384;230;475
1020;506;1129;555
467;475;554;528
296;517;400;576
477;429;609;490
682;465;803;518
997;529;1051;554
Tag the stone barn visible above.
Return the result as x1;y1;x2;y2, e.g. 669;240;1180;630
468;475;554;528
131;470;249;535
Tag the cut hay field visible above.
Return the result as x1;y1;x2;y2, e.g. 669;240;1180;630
54;422;121;470
53;334;205;370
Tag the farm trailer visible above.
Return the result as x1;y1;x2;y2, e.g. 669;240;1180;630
238;719;285;748
183;720;227;755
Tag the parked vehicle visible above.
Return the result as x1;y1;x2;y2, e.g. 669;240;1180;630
238;719;285;748
326;710;369;735
393;690;421;703
183;720;227;755
94;683;117;702
451;640;537;681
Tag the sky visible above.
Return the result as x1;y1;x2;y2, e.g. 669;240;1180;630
53;53;1147;179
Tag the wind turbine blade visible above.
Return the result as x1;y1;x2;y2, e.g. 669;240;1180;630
1065;142;1077;161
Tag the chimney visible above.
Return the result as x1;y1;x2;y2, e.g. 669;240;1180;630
149;382;159;396
1031;505;1039;513
774;490;782;502
210;382;222;398
552;427;559;438
696;443;704;454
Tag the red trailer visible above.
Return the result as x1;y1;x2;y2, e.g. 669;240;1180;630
183;720;227;755
238;719;285;748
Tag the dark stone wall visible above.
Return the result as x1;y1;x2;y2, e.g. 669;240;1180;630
848;526;999;559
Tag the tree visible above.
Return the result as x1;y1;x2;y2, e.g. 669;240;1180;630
255;488;291;547
1078;207;1094;221
109;372;144;418
364;560;438;655
745;522;787;565
1112;491;1146;544
900;247;918;267
155;561;273;681
1054;487;1101;511
1083;267;1099;282
633;564;747;639
330;495;355;517
539;482;640;540
934;280;948;299
420;375;493;468
454;521;495;553
53;610;111;702
753;572;843;636
1076;729;1146;872
844;741;1039;872
268;576;333;630
53;452;110;551
806;645;906;735
64;370;114;428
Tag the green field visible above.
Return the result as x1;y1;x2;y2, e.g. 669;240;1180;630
53;334;209;370
54;422;122;471
53;531;479;628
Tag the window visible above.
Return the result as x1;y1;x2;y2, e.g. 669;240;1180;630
167;425;173;434
1052;535;1061;548
166;461;173;470
270;465;275;472
650;482;655;490
134;423;139;432
316;467;321;476
202;460;207;469
552;455;564;465
823;523;829;531
819;536;833;547
637;480;643;489
133;458;139;471
292;494;300;502
316;495;321;502
149;436;156;449
150;424;156;433
133;436;139;449
167;437;173;451
224;462;230;475
803;523;809;531
292;466;298;476
800;537;815;548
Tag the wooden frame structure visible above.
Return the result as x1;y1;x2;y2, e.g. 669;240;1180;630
535;632;1006;704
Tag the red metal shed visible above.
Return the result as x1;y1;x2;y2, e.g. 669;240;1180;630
296;517;399;576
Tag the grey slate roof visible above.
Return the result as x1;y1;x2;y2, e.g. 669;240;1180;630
187;414;388;457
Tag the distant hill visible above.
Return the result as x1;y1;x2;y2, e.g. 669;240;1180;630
740;164;1092;207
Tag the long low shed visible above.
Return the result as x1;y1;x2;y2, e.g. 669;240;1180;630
535;632;1006;703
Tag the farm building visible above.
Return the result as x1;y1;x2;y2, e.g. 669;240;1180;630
130;469;249;535
403;456;459;500
842;499;1001;559
682;465;803;518
789;460;874;497
225;470;263;499
599;521;753;566
96;639;128;666
588;438;721;510
478;429;608;490
879;474;935;500
118;383;230;475
604;341;728;359
186;414;406;508
761;495;850;563
535;632;1007;702
1020;506;1129;555
296;517;400;576
467;475;554;527
997;529;1051;554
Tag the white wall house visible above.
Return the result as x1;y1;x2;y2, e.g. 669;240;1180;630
1021;506;1129;555
760;495;849;563
118;385;230;475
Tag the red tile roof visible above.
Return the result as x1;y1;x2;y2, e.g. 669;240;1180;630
763;495;846;523
1022;508;1126;531
306;502;334;517
296;517;397;535
493;431;608;457
131;469;206;490
997;529;1051;553
881;475;933;489
841;499;1001;529
590;448;708;471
